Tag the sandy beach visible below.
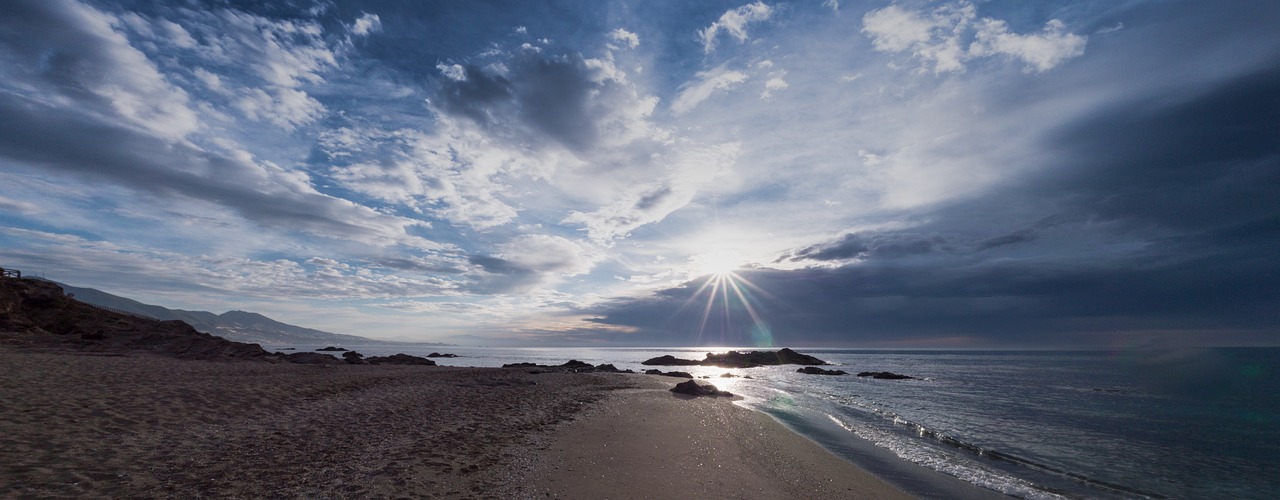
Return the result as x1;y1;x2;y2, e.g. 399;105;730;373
1;348;911;498
526;375;912;499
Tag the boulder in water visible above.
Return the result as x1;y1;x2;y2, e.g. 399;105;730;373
670;380;733;397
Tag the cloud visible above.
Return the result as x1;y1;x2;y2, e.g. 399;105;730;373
761;69;788;99
170;7;338;129
671;65;748;114
698;1;773;54
432;52;659;152
466;235;601;294
970;19;1087;72
0;94;433;248
862;1;1086;73
580;48;1280;347
322;124;525;231
0;0;199;140
350;12;382;36
561;142;741;242
609;28;639;49
0;227;459;305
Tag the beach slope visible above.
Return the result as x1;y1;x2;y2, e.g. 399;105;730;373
526;376;911;499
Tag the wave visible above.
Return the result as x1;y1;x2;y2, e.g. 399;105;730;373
822;397;1169;499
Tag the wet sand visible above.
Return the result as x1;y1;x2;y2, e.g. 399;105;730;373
1;348;909;498
526;375;912;499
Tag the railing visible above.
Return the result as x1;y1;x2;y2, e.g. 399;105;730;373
77;300;158;320
0;268;20;279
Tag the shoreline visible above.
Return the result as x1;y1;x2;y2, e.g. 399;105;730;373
1;348;924;498
521;375;913;499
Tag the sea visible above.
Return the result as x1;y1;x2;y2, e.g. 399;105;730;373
272;345;1280;499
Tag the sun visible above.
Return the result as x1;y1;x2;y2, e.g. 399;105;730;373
690;251;745;278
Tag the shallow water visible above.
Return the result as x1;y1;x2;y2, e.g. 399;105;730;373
275;345;1280;499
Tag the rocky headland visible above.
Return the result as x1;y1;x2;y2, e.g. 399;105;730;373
642;347;828;368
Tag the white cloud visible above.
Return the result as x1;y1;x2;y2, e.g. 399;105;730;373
158;19;197;48
350;12;382;36
971;19;1087;73
671;65;749;114
761;69;789;99
861;1;1086;73
3;1;201;140
562;142;741;242
178;8;338;129
609;28;640;49
698;1;774;54
192;67;225;92
436;62;467;81
234;87;325;129
324;123;524;231
823;0;840;13
497;234;600;277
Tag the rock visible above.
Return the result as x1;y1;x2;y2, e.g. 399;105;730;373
702;348;828;368
316;346;348;352
501;360;625;373
856;371;914;380
644;369;693;378
0;278;273;361
427;352;459;358
365;353;436;365
670;380;733;397
640;354;703;366
641;348;828;368
342;351;366;364
720;373;737;378
797;366;848;375
560;360;594;371
282;352;344;365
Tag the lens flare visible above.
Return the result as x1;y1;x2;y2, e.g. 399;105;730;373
675;264;778;347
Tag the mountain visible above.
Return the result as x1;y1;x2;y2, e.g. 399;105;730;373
50;280;444;347
1;278;270;360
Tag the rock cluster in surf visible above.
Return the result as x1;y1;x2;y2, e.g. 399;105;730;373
642;348;828;368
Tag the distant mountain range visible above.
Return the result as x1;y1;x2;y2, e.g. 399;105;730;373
48;280;446;347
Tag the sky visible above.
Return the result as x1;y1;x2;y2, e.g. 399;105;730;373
1;0;1277;348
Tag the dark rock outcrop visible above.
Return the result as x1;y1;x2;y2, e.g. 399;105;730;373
560;360;594;370
427;352;459;358
342;351;366;364
857;371;914;380
316;346;348;352
0;278;271;360
642;348;828;368
365;353;437;365
282;352;344;365
797;367;848;375
644;369;693;378
501;360;628;373
640;354;704;366
670;380;733;397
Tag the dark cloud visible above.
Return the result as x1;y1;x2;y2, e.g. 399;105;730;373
784;232;944;262
464;254;545;295
584;47;1280;348
433;51;643;152
0;90;417;245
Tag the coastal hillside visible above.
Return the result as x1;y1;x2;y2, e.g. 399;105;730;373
0;277;268;360
52;280;429;346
